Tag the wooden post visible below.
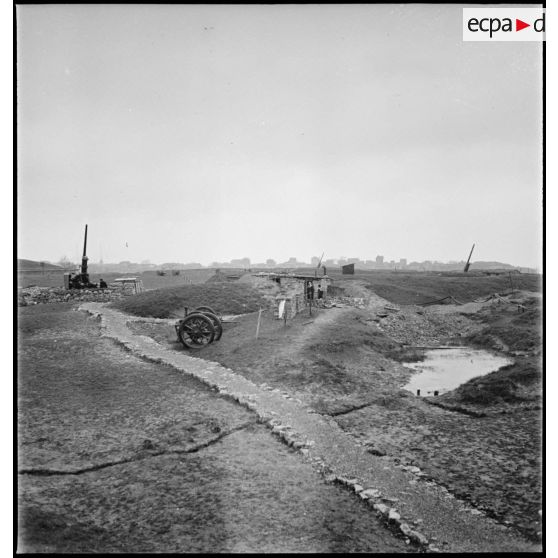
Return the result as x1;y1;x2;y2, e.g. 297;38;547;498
255;307;262;339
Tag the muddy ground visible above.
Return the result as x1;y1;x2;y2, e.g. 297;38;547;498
130;280;542;542
17;303;412;553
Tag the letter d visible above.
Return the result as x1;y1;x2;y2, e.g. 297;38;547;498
534;14;545;32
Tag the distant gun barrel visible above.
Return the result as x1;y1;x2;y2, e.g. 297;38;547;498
66;223;96;289
464;243;475;272
82;224;88;259
81;224;89;277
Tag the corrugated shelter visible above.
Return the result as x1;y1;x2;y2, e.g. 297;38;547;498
341;263;355;274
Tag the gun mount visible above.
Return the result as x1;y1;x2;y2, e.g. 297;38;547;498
66;224;98;289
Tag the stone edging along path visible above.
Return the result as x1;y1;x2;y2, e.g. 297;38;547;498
79;303;539;554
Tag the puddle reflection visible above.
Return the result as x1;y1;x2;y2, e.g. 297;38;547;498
403;348;513;396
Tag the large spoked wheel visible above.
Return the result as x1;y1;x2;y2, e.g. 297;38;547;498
195;306;223;342
178;312;215;349
198;311;223;341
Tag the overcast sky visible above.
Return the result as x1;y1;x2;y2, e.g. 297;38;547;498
17;4;542;268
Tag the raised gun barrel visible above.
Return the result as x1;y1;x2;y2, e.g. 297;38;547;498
81;224;89;278
464;243;475;273
66;224;96;289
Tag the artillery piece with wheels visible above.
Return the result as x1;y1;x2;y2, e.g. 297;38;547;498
175;306;223;349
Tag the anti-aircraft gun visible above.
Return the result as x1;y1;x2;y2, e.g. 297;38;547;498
463;243;475;273
65;224;98;289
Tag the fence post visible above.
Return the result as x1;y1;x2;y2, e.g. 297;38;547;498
255;307;262;339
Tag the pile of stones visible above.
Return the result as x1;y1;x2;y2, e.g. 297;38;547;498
326;296;367;309
377;307;479;346
18;286;125;306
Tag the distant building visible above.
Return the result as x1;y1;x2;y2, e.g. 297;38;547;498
230;257;250;268
376;255;384;264
399;258;407;267
341;263;355;274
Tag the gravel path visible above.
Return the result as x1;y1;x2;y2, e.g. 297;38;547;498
80;302;540;553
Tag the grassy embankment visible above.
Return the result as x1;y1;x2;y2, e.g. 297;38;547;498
321;269;541;306
113;271;542;407
323;271;542;408
448;295;542;406
112;283;268;318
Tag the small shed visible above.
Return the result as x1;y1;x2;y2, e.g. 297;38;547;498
113;277;145;295
273;274;330;319
341;263;355;275
253;272;330;319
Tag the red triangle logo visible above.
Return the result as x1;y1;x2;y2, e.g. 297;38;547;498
516;19;530;32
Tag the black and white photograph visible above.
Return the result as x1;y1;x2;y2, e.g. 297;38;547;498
16;3;544;554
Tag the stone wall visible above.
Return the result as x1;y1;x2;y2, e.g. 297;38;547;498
18;286;127;306
274;278;306;319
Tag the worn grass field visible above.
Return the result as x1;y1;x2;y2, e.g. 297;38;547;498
318;269;541;306
127;274;542;542
17;269;217;289
17;303;412;553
